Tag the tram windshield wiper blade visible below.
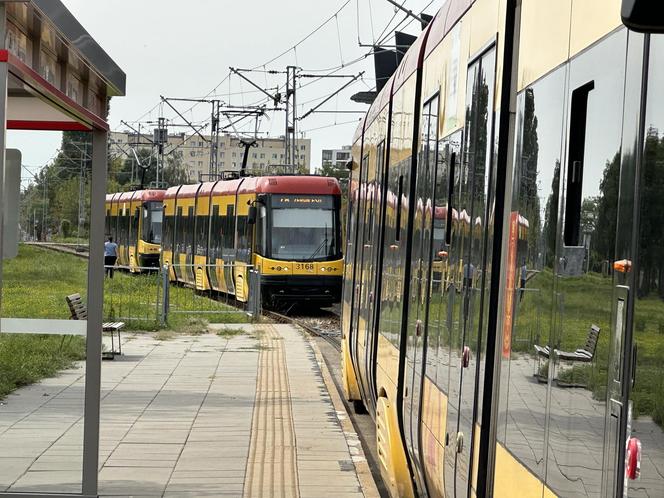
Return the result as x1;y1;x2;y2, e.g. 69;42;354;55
307;223;329;261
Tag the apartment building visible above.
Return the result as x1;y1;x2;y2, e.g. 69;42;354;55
109;131;311;181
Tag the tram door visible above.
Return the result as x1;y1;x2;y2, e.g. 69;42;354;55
352;153;372;407
363;140;387;413
607;33;664;498
443;48;496;497
545;29;629;497
403;95;439;492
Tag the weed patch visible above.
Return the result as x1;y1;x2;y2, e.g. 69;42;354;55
215;327;245;338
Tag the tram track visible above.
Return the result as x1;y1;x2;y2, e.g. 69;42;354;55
262;308;341;352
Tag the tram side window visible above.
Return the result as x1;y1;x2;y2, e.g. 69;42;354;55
185;207;195;255
195;214;209;256
130;207;139;245
175;207;184;254
105;209;110;237
223;205;235;251
236;215;251;263
118;209;126;247
112;212;118;242
255;205;267;256
162;212;172;252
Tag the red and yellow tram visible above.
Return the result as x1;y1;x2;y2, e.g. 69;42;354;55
162;175;343;306
105;189;164;272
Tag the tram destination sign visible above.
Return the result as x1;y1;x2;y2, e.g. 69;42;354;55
271;194;334;209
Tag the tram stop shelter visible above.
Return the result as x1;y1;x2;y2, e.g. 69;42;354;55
0;1;125;497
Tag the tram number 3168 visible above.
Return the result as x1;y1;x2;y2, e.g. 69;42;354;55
295;263;314;271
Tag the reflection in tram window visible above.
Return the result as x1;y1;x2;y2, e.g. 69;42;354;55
627;33;664;498
498;62;567;482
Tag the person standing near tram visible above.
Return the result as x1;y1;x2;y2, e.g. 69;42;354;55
104;236;118;278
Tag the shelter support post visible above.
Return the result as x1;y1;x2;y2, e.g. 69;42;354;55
81;129;107;497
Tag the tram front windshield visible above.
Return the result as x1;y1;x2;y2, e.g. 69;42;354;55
271;206;338;261
143;201;163;244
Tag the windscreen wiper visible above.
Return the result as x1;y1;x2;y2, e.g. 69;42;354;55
307;223;329;261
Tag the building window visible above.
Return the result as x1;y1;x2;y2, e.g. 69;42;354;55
232;152;237;157
260;163;265;167
198;161;202;166
300;154;305;160
272;153;277;159
260;153;265;159
322;150;332;161
252;153;258;159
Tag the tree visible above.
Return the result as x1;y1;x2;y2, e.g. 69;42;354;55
543;160;561;267
636;128;664;297
520;88;542;262
594;152;621;270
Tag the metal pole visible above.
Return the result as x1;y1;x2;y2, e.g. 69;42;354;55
161;264;169;325
291;66;297;170
82;129;107;496
384;0;425;24
285;66;297;168
77;143;85;243
41;174;47;240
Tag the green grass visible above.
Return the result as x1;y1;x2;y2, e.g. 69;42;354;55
0;245;250;398
215;326;246;338
514;268;664;426
2;245;249;330
0;334;86;399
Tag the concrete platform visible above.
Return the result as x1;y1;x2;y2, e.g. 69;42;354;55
0;323;377;497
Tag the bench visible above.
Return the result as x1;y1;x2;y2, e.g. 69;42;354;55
534;324;600;386
66;293;124;359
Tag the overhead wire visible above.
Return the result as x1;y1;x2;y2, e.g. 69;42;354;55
300;118;361;133
248;0;352;70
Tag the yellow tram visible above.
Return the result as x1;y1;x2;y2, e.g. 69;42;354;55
162;175;343;306
342;1;664;497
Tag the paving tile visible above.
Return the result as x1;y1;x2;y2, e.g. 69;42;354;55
0;327;375;497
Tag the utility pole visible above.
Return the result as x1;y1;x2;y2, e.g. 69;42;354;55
77;142;86;244
285;65;297;169
209;100;221;178
41;174;47;241
154;117;167;188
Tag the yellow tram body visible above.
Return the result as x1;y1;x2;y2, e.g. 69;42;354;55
343;0;664;497
162;175;344;306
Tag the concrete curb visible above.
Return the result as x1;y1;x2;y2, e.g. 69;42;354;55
305;334;381;498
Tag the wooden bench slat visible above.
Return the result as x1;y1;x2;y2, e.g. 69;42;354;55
65;295;124;358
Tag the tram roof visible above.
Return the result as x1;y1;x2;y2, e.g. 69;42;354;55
106;189;165;202
176;183;203;199
424;0;473;59
356;0;473;140
164;185;181;200
237;175;341;196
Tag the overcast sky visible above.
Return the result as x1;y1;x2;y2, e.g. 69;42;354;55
12;0;438;182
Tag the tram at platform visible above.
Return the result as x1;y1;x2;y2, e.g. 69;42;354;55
342;0;664;497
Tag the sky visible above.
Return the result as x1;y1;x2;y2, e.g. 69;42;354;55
13;0;439;182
